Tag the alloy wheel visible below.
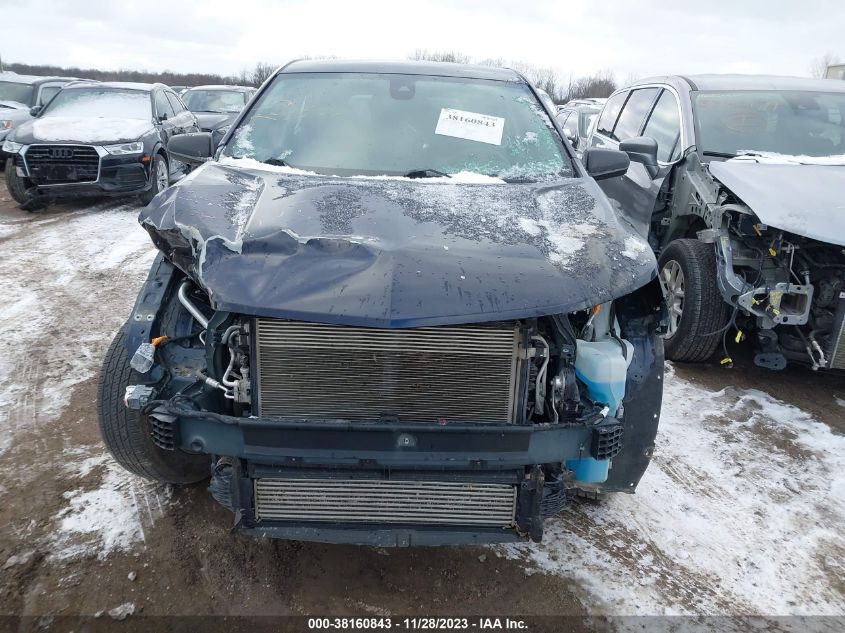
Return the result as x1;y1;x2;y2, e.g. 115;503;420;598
661;259;685;337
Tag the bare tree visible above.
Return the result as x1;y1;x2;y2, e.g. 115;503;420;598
568;70;617;100
251;62;276;86
809;52;840;78
411;49;472;64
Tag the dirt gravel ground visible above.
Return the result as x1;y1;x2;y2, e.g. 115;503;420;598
0;181;842;631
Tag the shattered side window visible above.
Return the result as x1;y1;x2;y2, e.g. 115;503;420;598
221;72;572;181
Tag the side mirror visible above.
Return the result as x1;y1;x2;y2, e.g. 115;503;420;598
168;132;214;164
29;105;42;117
582;148;630;181
619;136;659;177
158;112;168;122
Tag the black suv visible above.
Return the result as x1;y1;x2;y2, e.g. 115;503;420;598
98;60;665;546
3;81;198;207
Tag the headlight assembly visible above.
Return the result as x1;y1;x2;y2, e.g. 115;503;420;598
104;141;144;155
1;120;13;130
1;139;22;153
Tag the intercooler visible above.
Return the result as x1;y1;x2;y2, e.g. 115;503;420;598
254;318;521;423
253;478;517;526
828;296;845;370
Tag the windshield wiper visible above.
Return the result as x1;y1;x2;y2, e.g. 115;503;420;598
404;168;451;179
702;151;737;159
261;158;290;167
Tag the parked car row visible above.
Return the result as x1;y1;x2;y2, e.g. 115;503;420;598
0;73;77;159
1;76;254;208
3;59;841;549
556;99;604;154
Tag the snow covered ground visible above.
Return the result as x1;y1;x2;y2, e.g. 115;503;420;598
0;190;842;622
502;364;845;616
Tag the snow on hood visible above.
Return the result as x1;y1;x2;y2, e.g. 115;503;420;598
708;160;845;247
217;156;507;183
731;151;845;166
30;116;153;143
139;161;657;327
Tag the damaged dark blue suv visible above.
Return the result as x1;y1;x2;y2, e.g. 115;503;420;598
97;60;665;546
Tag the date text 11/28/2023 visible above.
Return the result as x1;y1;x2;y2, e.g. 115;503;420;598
307;617;529;630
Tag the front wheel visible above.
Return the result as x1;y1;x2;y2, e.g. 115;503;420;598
139;153;168;205
658;239;728;362
5;157;30;205
97;326;209;483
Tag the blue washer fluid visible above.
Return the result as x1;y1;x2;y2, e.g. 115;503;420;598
566;339;633;483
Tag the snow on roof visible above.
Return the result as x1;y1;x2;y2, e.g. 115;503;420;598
186;84;253;91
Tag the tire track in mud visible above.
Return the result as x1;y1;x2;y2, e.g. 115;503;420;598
0;198;164;565
0;200;155;458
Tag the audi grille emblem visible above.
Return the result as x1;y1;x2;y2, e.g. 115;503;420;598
50;148;74;159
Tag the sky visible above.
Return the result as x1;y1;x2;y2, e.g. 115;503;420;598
2;0;843;81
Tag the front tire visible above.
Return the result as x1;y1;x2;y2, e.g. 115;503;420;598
97;326;209;484
139;153;168;205
658;239;728;362
5;157;29;205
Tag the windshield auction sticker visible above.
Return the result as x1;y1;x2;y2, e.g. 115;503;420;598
435;108;505;145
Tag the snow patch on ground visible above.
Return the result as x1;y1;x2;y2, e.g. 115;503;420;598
52;454;171;560
835;396;845;409
500;365;845;616
0;203;155;455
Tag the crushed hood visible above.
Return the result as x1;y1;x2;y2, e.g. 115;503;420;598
709;160;845;247
13;116;154;144
139;162;657;327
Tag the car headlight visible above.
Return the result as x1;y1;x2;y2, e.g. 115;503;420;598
216;125;231;136
1;120;13;130
104;141;144;155
2;139;22;153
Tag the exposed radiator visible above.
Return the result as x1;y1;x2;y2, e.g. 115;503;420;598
255;319;521;422
827;296;845;370
254;478;517;526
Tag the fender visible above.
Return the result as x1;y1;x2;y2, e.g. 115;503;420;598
124;252;182;356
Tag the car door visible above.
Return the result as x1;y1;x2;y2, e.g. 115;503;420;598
35;82;66;108
593;87;680;238
166;90;198;134
153;90;180;174
588;90;629;150
154;89;178;140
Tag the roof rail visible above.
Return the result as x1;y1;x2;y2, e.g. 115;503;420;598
63;78;101;87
